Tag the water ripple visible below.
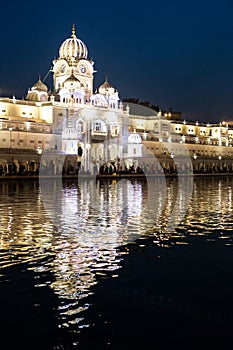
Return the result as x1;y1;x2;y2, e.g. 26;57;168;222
1;177;233;333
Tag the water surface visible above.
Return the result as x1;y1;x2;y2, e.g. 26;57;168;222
0;177;233;349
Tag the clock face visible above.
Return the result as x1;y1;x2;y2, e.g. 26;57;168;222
60;64;66;73
79;64;86;73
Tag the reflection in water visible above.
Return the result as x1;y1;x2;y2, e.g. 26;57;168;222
0;177;233;332
178;177;233;236
39;177;167;247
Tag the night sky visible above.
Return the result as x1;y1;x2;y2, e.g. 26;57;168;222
0;0;232;123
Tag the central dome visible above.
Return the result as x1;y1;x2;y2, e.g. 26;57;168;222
59;25;88;60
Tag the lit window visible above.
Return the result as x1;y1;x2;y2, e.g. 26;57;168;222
92;121;106;133
94;122;101;131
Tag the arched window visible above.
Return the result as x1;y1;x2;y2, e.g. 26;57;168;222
111;124;119;137
93;122;102;132
76;119;85;133
92;119;107;133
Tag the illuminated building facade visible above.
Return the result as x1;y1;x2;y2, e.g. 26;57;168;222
0;25;232;174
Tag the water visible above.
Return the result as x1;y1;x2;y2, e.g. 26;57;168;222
0;177;233;349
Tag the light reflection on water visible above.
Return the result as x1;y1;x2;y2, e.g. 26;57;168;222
178;177;233;237
39;177;168;247
0;177;233;331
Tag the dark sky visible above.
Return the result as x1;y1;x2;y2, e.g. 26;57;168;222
0;0;232;123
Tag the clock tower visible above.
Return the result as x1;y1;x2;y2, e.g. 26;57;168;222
52;25;95;102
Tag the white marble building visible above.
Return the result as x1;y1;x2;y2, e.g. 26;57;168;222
0;25;232;174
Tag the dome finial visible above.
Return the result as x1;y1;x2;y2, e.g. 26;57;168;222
71;24;76;38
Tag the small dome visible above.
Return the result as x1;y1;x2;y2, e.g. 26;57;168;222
26;76;48;101
63;71;83;91
59;25;88;60
90;93;108;107
98;76;115;95
64;72;81;84
128;133;142;144
26;91;48;102
31;77;48;92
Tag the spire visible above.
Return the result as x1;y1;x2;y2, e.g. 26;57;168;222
71;24;76;38
105;75;108;83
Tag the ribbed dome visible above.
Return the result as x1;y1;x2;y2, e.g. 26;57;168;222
99;76;114;90
32;77;48;92
98;76;115;96
59;25;88;60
